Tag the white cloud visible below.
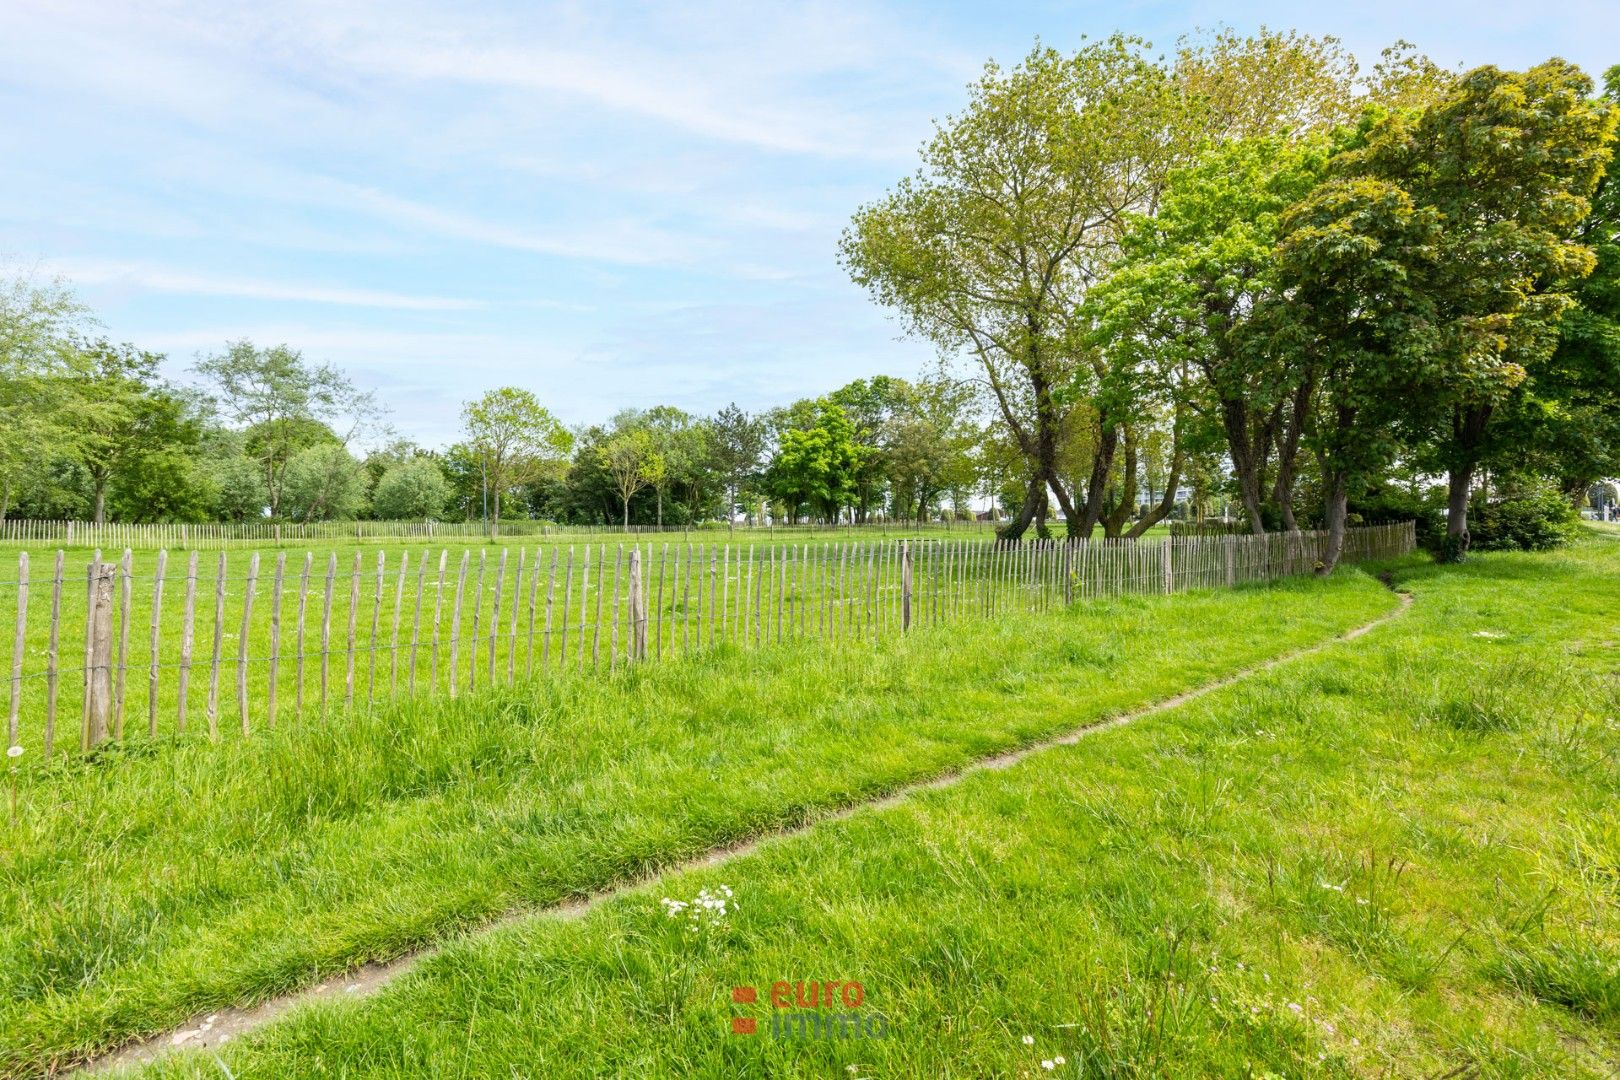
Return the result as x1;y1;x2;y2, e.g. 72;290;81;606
51;259;483;311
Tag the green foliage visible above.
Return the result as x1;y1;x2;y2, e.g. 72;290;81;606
1468;479;1583;552
194;341;375;518
768;401;867;522
370;458;451;520
459;387;572;519
279;443;369;522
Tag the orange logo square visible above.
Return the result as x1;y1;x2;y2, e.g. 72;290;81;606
731;986;756;1004
732;1016;756;1035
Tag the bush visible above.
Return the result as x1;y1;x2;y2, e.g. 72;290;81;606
372;458;451;520
1469;481;1582;552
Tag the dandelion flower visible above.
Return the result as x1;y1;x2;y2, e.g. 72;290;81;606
1040;1061;1055;1071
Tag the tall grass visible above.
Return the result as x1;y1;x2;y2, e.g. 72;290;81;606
135;541;1620;1079
0;572;1394;1075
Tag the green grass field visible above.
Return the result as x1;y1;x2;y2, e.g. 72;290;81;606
117;536;1620;1078
0;563;1394;1076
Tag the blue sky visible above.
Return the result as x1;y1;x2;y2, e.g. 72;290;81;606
3;1;1616;447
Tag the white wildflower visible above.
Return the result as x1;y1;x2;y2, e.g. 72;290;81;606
6;745;22;759
1054;1056;1065;1066
1040;1061;1055;1071
1021;1035;1035;1046
1287;1002;1303;1014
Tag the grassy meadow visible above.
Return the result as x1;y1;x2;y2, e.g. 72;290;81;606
121;536;1620;1078
0;565;1394;1075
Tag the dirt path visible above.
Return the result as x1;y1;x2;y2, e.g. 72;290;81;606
81;591;1413;1076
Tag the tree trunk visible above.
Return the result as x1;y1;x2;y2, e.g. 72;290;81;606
1445;464;1473;559
1126;449;1183;539
93;479;108;525
623;500;631;531
1077;423;1119;539
1443;403;1491;562
1272;378;1312;532
1103;429;1139;538
1319;467;1349;575
997;473;1045;541
1221;399;1268;536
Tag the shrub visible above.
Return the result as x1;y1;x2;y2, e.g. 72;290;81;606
1469;480;1582;553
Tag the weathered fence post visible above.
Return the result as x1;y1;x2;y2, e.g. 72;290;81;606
84;560;116;749
1161;536;1174;594
8;552;26;752
900;541;913;632
628;547;647;660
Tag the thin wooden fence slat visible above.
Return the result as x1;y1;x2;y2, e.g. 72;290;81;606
237;552;259;735
7;552;26;751
656;543;667;660
207;551;226;739
85;562;115;748
592;545;606;669
430;551;448;693
524;547;540;676
113;549;132;739
295;553;312;717
749;543;759;648
411;550;428;693
559;547;574;666
628;546;646;660
489;549;506;685
81;554;97;749
46;550;63;755
178;551;198;733
610;545;622;671
542;547;558;671
369;553;383;705
268;552;285;727
676;545;687;654
390;551;408;698
344;553;361;709
448;552;469;698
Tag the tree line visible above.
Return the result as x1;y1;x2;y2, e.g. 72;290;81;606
842;30;1620;567
0;303;993;528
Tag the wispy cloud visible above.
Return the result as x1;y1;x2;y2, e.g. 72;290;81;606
50;259;484;311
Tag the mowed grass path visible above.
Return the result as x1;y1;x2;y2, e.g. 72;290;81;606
0;564;1392;1075
137;540;1620;1078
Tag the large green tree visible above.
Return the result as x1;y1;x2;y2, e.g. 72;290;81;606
1087;135;1331;534
0;273;90;521
842;37;1187;540
769;402;866;524
67;340;198;523
1348;62;1618;557
195;341;376;518
460;387;572;530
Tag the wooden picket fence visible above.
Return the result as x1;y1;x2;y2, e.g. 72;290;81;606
1;522;1414;760
0;517;1000;550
